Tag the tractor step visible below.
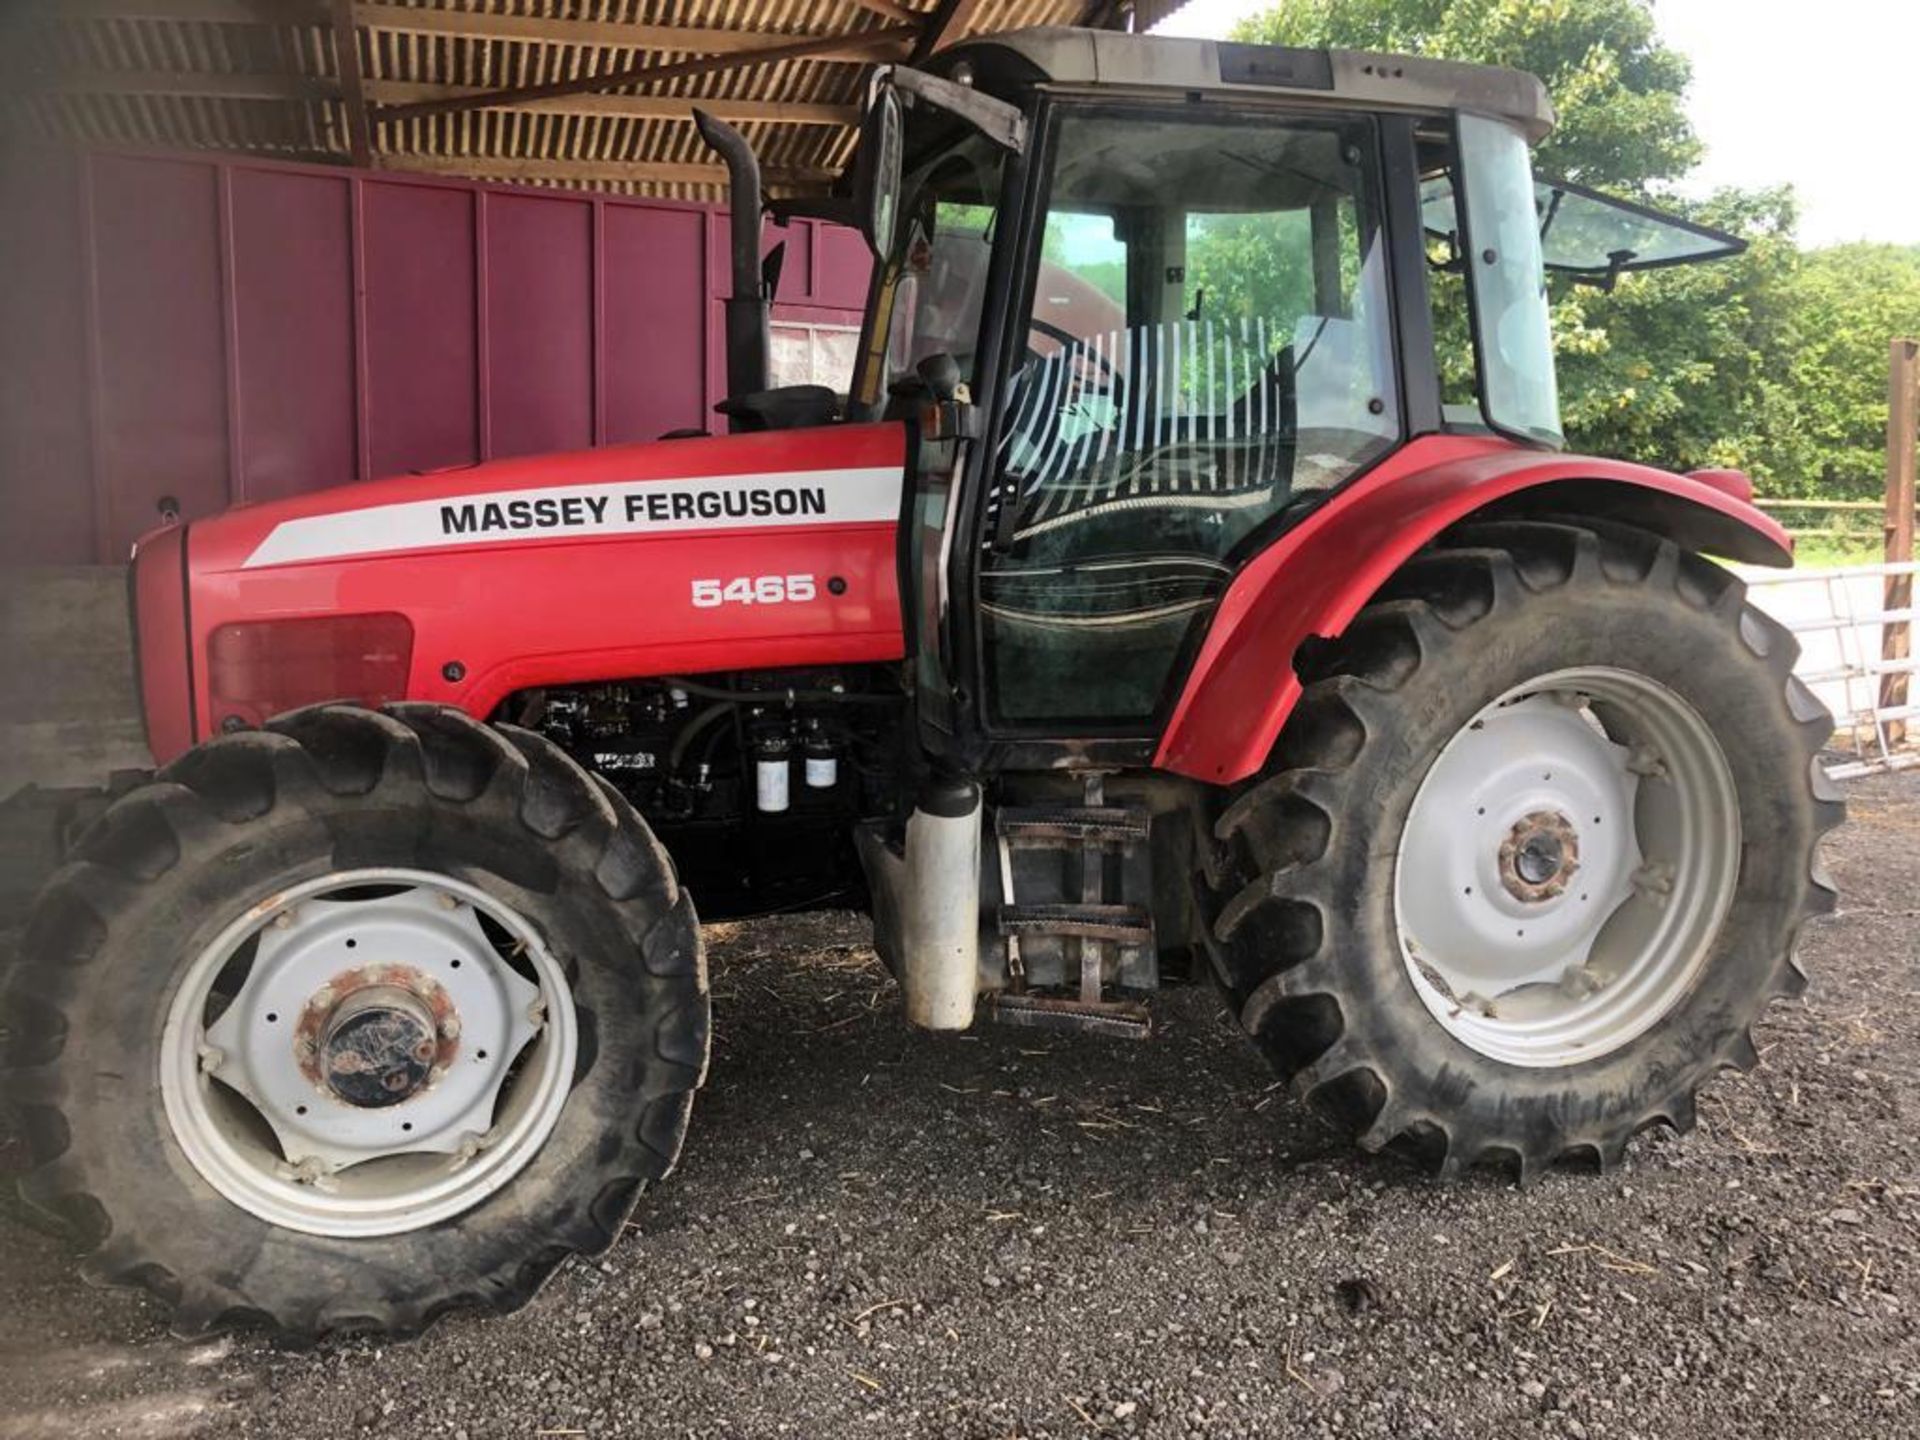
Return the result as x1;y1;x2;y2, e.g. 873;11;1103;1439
985;991;1153;1041
996;805;1151;848
997;902;1153;945
993;779;1157;1012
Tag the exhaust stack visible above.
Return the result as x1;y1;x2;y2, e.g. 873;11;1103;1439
693;109;770;425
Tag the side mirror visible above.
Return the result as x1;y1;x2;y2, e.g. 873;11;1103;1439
853;84;905;261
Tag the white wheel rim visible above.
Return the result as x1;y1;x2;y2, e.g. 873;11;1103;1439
1393;666;1740;1067
160;869;578;1238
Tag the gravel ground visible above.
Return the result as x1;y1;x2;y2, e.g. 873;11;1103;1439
1;771;1916;1440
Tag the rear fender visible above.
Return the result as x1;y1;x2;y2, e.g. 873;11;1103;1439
1153;435;1792;785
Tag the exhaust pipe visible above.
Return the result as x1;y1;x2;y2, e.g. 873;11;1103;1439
693;108;769;423
855;774;984;1031
896;776;983;1030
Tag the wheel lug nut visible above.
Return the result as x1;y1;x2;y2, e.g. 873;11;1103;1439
197;1043;225;1073
439;1015;461;1041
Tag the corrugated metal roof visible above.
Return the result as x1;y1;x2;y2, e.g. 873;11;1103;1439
0;1;1147;198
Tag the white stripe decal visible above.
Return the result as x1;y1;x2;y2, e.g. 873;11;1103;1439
242;465;903;569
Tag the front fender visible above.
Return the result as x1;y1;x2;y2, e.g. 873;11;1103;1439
1154;435;1792;784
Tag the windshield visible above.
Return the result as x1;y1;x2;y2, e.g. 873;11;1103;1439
1450;113;1562;445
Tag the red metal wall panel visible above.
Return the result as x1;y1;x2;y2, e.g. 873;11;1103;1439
362;181;480;477
814;223;875;309
604;204;709;445
484;192;595;459
89;155;232;559
228;168;358;502
0;148;872;565
0;146;93;566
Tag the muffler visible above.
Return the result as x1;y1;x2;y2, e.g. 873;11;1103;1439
856;774;982;1030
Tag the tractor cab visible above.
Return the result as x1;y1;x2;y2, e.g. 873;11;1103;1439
713;29;1746;766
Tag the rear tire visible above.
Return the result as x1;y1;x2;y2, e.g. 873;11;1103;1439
1209;520;1842;1178
1;703;708;1338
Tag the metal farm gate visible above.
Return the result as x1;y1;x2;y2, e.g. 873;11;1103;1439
1746;561;1919;779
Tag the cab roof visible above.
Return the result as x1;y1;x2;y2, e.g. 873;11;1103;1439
935;27;1555;142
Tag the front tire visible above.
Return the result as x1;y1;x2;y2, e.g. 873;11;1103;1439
1;704;708;1338
1210;520;1842;1178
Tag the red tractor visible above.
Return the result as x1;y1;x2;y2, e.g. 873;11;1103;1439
5;29;1841;1339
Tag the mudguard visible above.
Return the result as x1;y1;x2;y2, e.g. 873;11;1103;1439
1154;434;1793;785
135;424;909;763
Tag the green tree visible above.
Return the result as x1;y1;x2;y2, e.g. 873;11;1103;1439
1553;186;1807;487
1227;0;1920;504
1233;0;1700;190
1234;0;1777;474
1776;244;1920;499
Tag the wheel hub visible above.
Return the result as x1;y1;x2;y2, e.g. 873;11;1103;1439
1500;810;1580;902
307;979;450;1108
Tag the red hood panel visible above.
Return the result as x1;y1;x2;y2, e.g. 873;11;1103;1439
160;424;910;757
190;424;908;573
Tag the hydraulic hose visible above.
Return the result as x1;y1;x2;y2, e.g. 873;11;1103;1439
659;675;901;707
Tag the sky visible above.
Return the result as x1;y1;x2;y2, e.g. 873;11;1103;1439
1150;0;1920;249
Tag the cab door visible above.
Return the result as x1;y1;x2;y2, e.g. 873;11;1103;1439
962;102;1407;738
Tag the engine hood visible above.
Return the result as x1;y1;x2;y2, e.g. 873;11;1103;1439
132;423;910;762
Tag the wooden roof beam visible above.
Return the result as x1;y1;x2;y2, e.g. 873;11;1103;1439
329;0;371;167
353;3;890;58
31;70;341;101
909;0;986;63
379;154;839;190
373;27;917;125
364;81;855;127
843;0;926;23
23;1;327;22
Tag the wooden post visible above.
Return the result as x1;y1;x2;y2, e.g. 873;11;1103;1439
1883;338;1919;746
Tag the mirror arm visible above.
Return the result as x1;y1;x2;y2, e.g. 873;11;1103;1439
1538;185;1566;243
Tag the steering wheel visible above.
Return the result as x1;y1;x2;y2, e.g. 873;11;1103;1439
1027;317;1121;391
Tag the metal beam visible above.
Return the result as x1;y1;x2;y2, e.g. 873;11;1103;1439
362;80;855;127
373;26;917;125
353;2;888;58
909;0;986;64
329;0;371;167
379;154;838;189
